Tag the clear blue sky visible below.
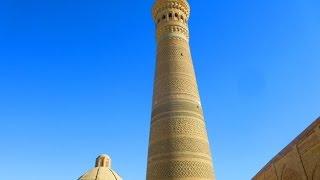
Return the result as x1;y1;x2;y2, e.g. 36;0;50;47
0;0;319;179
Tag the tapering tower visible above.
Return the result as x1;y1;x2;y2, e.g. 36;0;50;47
146;0;216;179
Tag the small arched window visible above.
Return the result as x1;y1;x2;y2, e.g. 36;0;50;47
169;13;173;19
181;15;184;21
162;15;166;20
175;13;178;18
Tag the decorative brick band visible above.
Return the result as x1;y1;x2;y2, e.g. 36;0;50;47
150;118;208;143
152;100;203;118
148;137;211;157
152;111;204;124
148;153;212;162
147;160;214;179
157;25;189;40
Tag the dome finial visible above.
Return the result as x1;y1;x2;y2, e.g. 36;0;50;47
95;154;111;168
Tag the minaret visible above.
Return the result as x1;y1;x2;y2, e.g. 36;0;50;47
146;0;216;179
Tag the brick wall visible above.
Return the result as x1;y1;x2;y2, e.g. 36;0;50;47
253;118;320;180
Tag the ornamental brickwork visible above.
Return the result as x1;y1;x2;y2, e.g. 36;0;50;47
146;0;216;179
253;118;320;180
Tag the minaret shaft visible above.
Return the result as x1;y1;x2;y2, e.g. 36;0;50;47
147;0;216;179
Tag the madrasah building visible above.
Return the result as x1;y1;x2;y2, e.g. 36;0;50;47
77;0;320;179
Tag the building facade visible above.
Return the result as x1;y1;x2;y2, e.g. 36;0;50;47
253;118;320;180
146;0;216;179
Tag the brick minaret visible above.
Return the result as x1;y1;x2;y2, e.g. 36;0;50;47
146;0;216;179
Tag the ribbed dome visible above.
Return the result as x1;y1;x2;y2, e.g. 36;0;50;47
78;155;122;180
78;167;121;180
